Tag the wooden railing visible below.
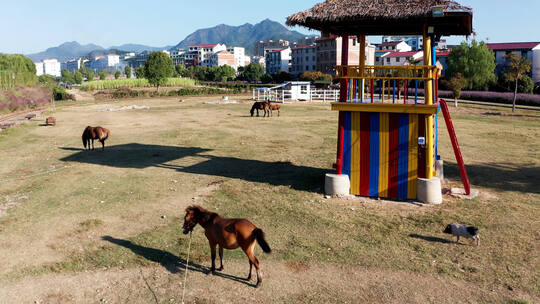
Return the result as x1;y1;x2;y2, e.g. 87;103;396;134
336;65;438;81
334;65;439;104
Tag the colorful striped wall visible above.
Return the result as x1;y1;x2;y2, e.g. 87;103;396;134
341;112;426;199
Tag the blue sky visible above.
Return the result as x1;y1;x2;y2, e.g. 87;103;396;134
1;0;539;54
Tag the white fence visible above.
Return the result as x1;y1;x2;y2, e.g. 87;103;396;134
252;88;339;102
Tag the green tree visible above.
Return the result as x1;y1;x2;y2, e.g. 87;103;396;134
441;73;468;107
38;74;57;91
261;73;273;84
135;67;145;78
99;71;107;80
74;70;83;84
61;69;74;84
274;70;292;83
240;63;265;83
175;65;190;77
143;51;175;91
0;54;38;88
216;65;235;82
115;70;121;79
446;40;496;90
87;70;94;82
124;66;132;79
504;53;532;112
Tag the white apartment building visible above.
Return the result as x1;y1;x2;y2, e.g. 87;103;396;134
90;54;121;71
34;59;61;77
189;43;227;66
291;44;317;76
376;41;412;52
380;51;423;66
265;48;291;75
34;62;44;76
64;58;85;72
226;47;248;69
170;49;186;66
487;42;540;84
382;36;423;50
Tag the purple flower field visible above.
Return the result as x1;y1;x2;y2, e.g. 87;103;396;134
0;85;51;112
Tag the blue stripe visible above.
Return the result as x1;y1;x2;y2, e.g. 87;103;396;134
393;79;396;104
343;112;352;177
397;114;409;199
369;113;380;196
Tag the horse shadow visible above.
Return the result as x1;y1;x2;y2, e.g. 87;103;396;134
102;236;255;287
409;233;453;244
60;143;329;193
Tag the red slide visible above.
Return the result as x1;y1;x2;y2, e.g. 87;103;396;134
439;99;471;195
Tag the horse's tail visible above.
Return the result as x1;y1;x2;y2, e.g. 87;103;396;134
82;126;90;148
250;104;255;116
253;228;271;253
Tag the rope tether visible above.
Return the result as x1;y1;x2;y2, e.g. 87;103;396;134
181;232;192;304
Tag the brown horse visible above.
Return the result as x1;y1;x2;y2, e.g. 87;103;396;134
250;101;268;117
267;102;281;117
82;126;110;150
182;205;271;287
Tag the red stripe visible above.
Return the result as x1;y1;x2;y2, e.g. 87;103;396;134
417;114;426;178
387;114;399;198
336;112;345;174
359;112;370;195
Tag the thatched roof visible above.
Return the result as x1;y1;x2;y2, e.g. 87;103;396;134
287;0;473;36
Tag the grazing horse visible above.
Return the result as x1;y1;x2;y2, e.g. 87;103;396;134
182;205;271;287
267;102;281;117
250;101;268;117
82;126;110;150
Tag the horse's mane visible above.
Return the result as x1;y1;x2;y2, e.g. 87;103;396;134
186;205;218;224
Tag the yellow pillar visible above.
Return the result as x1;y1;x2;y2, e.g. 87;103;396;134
359;35;366;101
423;29;435;179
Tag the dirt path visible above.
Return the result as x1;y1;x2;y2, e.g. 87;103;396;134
67;89;95;101
0;260;529;304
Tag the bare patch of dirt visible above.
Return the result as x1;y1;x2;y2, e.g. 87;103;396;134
66;89;95;101
284;261;310;273
1;261;535;304
0;194;28;218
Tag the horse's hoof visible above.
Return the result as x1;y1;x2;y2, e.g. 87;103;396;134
217;267;224;271
255;282;261;288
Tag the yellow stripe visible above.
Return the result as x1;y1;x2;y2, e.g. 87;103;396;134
408;114;418;199
381;80;385;104
350;112;361;195
378;113;389;197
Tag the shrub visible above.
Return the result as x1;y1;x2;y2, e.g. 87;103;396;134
53;86;74;101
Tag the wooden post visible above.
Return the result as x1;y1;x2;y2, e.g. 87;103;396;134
359;35;366;103
423;28;435;179
336;35;349;174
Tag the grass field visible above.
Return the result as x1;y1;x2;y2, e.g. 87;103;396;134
81;78;196;91
0;96;538;303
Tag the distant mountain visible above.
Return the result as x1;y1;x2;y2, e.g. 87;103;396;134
172;19;314;55
26;19;313;62
108;44;173;53
27;42;172;62
27;41;104;62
